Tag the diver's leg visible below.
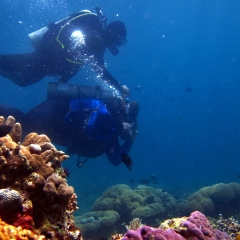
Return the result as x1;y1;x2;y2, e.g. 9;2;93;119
0;53;46;86
25;98;71;146
0;104;26;130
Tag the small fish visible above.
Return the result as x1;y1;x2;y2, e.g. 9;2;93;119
140;178;150;184
121;153;133;171
0;125;11;138
135;85;141;90
63;168;70;177
185;87;193;92
130;179;136;183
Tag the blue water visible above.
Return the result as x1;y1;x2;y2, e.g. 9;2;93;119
1;0;240;214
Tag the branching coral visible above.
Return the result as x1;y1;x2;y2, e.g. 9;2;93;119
125;218;144;231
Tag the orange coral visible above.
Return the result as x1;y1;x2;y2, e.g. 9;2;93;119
21;133;51;146
0;218;45;240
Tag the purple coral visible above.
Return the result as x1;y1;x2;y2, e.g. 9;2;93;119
122;225;185;240
181;211;231;240
122;211;231;240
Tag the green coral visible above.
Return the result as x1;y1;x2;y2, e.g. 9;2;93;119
75;210;120;239
182;182;240;218
92;184;178;226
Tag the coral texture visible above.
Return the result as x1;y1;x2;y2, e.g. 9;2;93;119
92;184;178;226
0;218;45;240
76;210;120;239
121;211;231;240
0;116;81;239
181;183;240;218
0;189;22;222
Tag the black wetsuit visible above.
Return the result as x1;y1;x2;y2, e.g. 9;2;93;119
0;11;121;90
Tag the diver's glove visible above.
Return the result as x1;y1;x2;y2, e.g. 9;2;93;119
121;153;133;171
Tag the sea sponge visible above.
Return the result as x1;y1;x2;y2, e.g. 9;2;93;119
0;189;23;223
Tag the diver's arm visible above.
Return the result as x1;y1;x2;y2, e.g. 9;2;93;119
102;69;122;90
120;137;135;154
102;69;130;96
95;55;129;95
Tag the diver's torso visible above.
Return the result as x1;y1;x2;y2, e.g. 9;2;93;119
38;12;106;75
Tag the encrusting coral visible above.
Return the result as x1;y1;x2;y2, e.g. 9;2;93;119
0;116;82;239
120;211;231;240
0;218;46;240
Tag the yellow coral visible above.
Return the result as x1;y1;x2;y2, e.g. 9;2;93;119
159;216;188;232
0;218;45;240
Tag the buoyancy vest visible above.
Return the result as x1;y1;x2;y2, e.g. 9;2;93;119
64;98;118;141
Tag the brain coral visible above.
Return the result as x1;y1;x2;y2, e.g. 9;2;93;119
0;189;22;222
181;182;240;218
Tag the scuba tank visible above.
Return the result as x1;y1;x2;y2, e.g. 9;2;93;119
28;8;106;50
28;10;93;50
47;82;119;100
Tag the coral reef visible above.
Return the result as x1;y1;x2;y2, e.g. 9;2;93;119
208;214;240;240
121;211;231;240
0;116;81;239
180;183;240;218
75;210;120;239
0;218;45;239
92;184;178;226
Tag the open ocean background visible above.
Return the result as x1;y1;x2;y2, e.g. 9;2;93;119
1;0;240;215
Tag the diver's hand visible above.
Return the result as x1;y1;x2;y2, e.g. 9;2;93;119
120;85;130;97
121;122;138;140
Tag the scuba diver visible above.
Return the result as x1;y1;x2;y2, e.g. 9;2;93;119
0;7;129;95
0;82;139;170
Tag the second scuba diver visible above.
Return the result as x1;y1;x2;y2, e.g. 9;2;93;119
0;85;139;170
